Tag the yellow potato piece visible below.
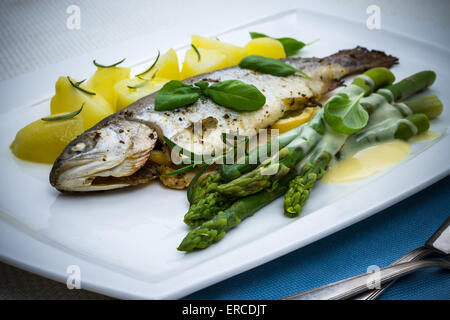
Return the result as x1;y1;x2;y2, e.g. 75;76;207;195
245;38;286;59
114;77;169;110
271;107;319;134
137;48;181;81
191;35;247;67
10;114;84;164
50;77;114;130
87;66;130;109
181;47;228;79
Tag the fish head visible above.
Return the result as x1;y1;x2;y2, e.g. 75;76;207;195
50;118;158;191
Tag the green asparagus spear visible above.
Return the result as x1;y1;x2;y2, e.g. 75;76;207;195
178;71;440;251
379;71;436;102
396;94;443;120
189;172;222;204
284;94;439;217
339;94;440;157
220;124;304;181
219;67;395;182
184;191;230;228
284;151;332;217
178;171;296;252
216;67;395;198
184;172;230;228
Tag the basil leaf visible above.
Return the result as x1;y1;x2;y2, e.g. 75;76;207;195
324;92;368;134
155;81;201;111
249;32;305;56
194;81;209;90
249;32;268;39
276;37;305;56
204;80;266;111
239;55;311;79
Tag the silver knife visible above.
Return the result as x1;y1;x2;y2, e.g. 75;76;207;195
281;216;450;300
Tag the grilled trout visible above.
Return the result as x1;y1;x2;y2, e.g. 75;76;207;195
50;47;397;192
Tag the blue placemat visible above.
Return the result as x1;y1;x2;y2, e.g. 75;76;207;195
185;175;450;300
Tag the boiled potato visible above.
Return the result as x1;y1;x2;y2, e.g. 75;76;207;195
114;77;169;110
10;114;84;164
245;38;286;59
86;66;130;109
50;77;114;130
191;35;247;67
138;48;181;81
181;47;228;79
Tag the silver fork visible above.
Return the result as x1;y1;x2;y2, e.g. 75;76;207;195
282;216;450;300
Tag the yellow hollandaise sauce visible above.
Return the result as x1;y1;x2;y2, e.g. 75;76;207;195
321;140;411;184
408;130;439;142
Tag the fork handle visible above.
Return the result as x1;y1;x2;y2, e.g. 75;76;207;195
282;259;449;300
353;246;437;300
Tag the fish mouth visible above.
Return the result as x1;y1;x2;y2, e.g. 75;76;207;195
50;119;158;192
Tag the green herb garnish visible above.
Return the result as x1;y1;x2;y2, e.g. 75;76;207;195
203;80;266;111
165;162;206;176
42;104;84;121
67;77;96;95
164;132;252;178
155;81;202;111
155;80;266;112
191;44;201;62
324;92;368;134
138;70;158;81
93;58;126;68
239;55;311;79
127;79;150;89
249;32;309;56
163;136;207;163
136;50;160;77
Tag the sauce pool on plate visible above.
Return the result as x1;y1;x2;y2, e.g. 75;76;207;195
321;140;411;184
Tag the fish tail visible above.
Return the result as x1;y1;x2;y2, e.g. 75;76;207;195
325;46;398;74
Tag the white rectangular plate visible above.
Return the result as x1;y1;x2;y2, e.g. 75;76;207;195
0;8;449;299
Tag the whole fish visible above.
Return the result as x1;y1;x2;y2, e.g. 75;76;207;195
50;46;397;192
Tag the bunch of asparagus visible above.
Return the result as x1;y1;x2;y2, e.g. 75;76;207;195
178;68;443;252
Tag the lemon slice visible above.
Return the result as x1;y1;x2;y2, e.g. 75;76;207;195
149;150;171;165
271;107;319;134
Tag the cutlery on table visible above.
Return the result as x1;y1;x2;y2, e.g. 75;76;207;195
281;216;450;300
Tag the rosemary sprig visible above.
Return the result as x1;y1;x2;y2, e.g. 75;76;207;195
67;77;96;95
127;79;150;89
191;44;201;62
137;70;158;81
93;58;126;68
163;136;207;163
165;162;206;176
164;132;252;177
42;103;84;121
136;50;160;77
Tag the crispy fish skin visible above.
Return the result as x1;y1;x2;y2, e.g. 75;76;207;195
50;47;398;192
